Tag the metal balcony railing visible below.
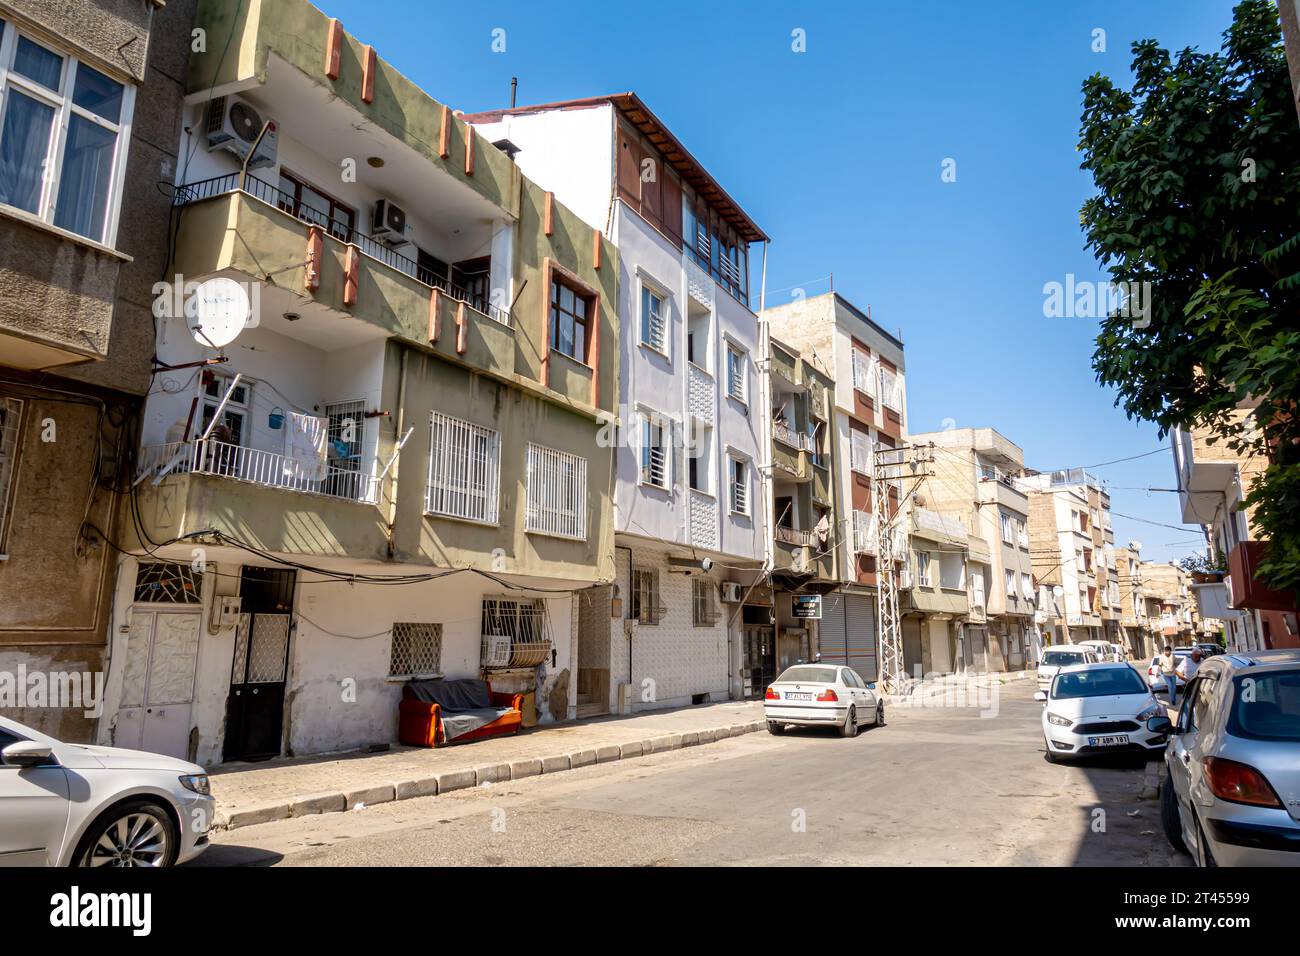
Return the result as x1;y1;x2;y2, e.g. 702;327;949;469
137;439;380;503
173;173;510;325
775;526;814;547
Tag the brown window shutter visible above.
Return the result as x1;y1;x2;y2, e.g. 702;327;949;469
661;171;682;244
617;128;643;208
641;147;662;227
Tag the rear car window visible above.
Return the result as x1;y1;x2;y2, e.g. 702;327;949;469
1227;671;1300;742
1043;651;1085;665
777;666;837;684
1053;667;1147;699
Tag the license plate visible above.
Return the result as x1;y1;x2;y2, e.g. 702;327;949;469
787;692;813;700
1088;734;1128;747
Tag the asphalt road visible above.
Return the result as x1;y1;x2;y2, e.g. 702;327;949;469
195;680;1189;866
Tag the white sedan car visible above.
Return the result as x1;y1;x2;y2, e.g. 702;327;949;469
1036;645;1100;690
1036;662;1168;762
0;715;214;867
765;663;884;738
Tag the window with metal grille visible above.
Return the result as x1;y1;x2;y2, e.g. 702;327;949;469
640;284;667;354
630;568;663;624
388;622;442;678
729;456;749;515
133;561;203;604
850;428;873;475
917;551;932;587
480;597;550;668
640;415;668;488
692;578;719;627
426;411;500;524
852;348;876;396
853;510;876;553
525;443;587;540
880;367;901;411
0;396;22;550
726;346;746;403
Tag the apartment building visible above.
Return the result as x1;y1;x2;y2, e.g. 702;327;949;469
1018;469;1108;644
908;428;1037;672
0;0;194;740
763;292;907;682
1115;544;1153;658
464;92;767;712
1172;421;1298;651
765;337;843;681
1140;562;1198;645
102;0;619;765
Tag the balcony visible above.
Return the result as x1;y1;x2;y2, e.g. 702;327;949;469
811;461;834;506
772;420;813;452
687;363;715;423
689;489;719;551
1172;426;1243;524
911;508;968;548
172;177;517;382
1228;541;1299;612
768;344;801;389
772;442;810;482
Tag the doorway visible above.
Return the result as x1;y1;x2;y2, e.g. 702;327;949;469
742;607;776;699
223;567;296;762
115;609;202;760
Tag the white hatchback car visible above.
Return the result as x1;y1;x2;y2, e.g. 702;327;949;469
1036;662;1168;762
1036;645;1100;690
765;664;884;738
0;715;214;867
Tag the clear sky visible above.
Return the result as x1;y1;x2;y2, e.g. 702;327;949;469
321;0;1243;562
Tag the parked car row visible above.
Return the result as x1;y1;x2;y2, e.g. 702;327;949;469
1035;648;1300;867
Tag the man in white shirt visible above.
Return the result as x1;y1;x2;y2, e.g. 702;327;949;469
1176;647;1203;684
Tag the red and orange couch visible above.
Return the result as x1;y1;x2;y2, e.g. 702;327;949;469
398;677;524;747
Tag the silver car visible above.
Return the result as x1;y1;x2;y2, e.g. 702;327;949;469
1155;649;1300;866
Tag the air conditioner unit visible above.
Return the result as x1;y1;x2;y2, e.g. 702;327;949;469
721;582;744;603
371;198;408;242
205;95;278;169
898;568;913;590
211;595;241;629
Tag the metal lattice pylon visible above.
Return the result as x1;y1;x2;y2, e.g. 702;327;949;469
874;440;934;694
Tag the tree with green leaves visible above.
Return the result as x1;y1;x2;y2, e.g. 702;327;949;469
1080;0;1300;596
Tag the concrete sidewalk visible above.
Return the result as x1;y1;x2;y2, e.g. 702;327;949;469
209;700;765;831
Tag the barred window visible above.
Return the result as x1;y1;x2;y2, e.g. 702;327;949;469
630;568;663;624
853;510;876;553
481;597;550;669
640;284;667;353
388;622;442;678
852;348;876;397
133;561;203;604
0;396;22;549
426;411;500;524
692;578;719;627
850;428;873;475
729;456;749;515
641;415;668;489
525;443;587;540
726;346;746;403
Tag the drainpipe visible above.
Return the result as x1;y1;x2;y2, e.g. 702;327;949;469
386;348;409;558
757;240;774;580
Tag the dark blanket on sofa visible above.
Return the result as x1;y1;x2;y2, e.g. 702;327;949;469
404;678;514;741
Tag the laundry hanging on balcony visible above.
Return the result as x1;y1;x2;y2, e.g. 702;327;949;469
282;411;328;482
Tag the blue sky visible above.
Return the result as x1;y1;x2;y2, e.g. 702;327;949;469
322;0;1243;562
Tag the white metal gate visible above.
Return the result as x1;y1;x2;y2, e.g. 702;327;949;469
115;609;201;759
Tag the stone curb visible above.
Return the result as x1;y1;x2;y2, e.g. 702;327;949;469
212;718;761;832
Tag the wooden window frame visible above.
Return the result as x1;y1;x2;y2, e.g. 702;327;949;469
276;168;356;242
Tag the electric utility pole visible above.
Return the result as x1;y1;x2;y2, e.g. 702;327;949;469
874;440;934;693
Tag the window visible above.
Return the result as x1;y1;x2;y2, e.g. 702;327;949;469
388;622;442;678
1004;569;1016;596
481;597;549;668
729;456;749;515
1000;512;1013;544
133;561;202;604
0;26;134;244
276;170;355;242
850;428;873;475
640;283;667;354
852;510;875;553
426;411;500;524
971;567;986;608
726;345;746;403
550;274;592;362
0;395;21;550
630;568;663;624
852;348;876;397
917;552;932;587
1021;573;1034;601
200;373;249;445
640;414;669;488
525;443;587;540
880;366;900;411
1015;518;1028;548
692;578;719;627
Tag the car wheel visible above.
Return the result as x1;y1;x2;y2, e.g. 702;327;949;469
875;703;886;727
1159;777;1189;855
840;706;858;738
74;799;178;868
766;720;785;736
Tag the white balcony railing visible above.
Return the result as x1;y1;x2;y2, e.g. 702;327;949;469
138;439;380;504
772;419;813;451
776;526;814;547
688;363;715;423
689;489;719;551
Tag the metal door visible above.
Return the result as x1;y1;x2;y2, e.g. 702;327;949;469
115;610;201;759
844;593;878;683
223;567;295;762
742;625;776;699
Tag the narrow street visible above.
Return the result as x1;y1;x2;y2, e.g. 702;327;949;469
196;681;1186;867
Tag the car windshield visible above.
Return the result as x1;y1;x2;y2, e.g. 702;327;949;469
1053;667;1147;699
1043;651;1085;666
776;666;837;684
1227;671;1300;742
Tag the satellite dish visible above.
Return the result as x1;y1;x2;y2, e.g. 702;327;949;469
1051;585;1064;599
187;277;250;349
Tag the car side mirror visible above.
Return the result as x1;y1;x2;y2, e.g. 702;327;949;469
1146;715;1175;736
866;682;876;690
1033;691;1048;702
1;741;57;768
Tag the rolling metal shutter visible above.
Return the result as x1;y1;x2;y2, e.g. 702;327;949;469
845;593;878;683
820;593;848;664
